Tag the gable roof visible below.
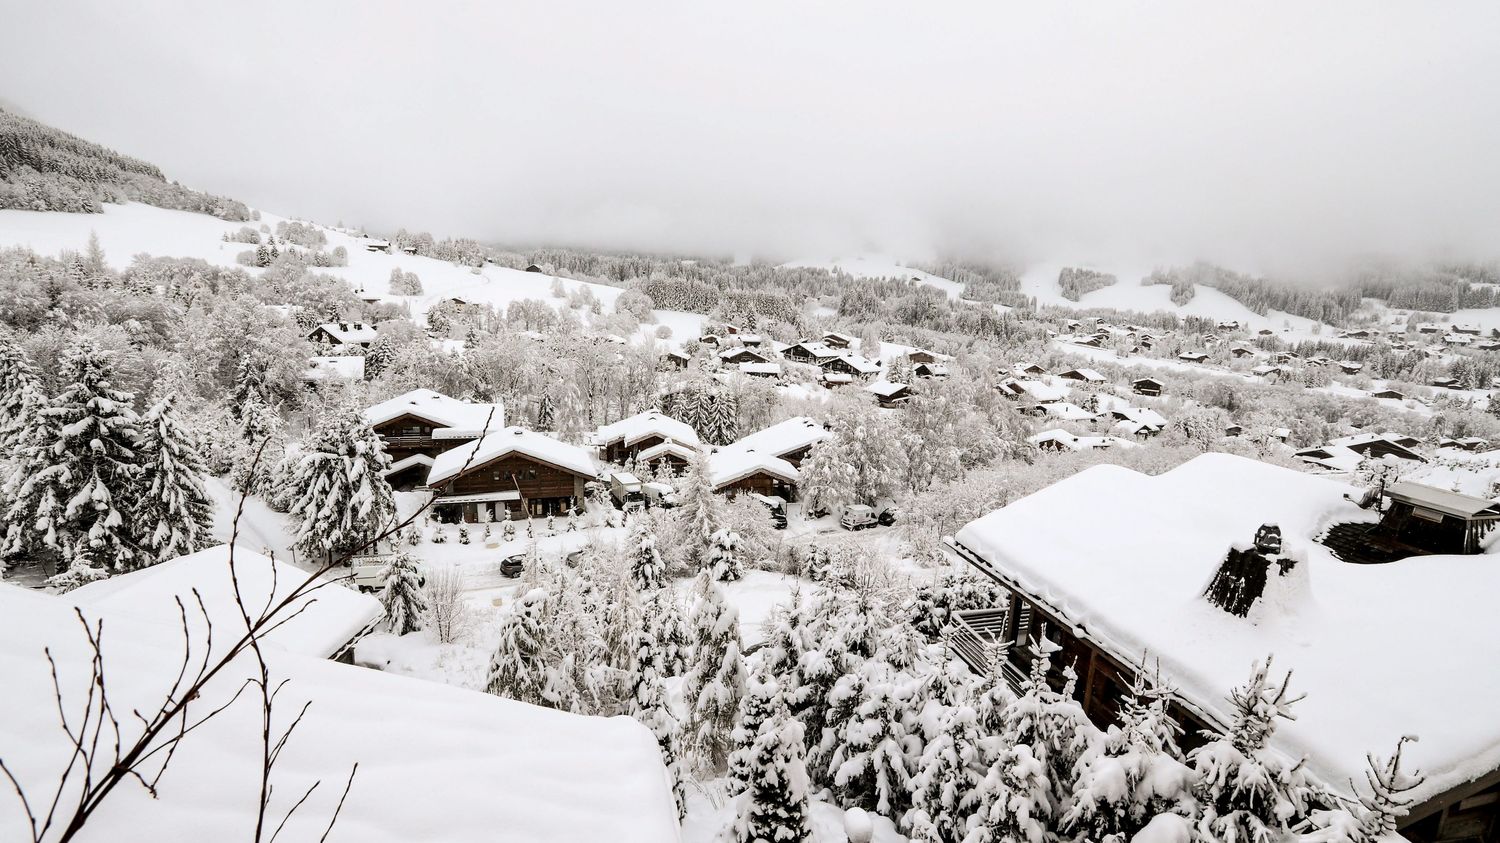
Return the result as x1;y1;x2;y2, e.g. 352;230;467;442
428;427;599;485
707;448;799;489
1385;481;1500;518
593;411;700;449
310;322;378;344
724;417;829;459
363;389;506;438
950;453;1500;811
824;354;882;374
865;381;911;398
0;586;678;843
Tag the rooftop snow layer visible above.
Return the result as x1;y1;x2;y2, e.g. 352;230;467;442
951;453;1500;808
428;427;598;485
723;417;829;459
593;411;700;448
707;448;799;488
68;545;381;659
363;388;506;437
0;586;678;842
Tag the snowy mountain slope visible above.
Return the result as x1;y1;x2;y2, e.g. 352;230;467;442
780;255;965;299
0;202;704;347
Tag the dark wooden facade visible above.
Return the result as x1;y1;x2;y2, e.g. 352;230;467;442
1132;378;1163;397
431;452;590;522
372;413;477;488
602;433;669;466
717;471;795;500
307;326;372;348
822;356;878;378
721;348;768;365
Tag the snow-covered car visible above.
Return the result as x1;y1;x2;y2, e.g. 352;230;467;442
499;551;525;578
350;554;415;592
643;481;681;508
839;505;877;531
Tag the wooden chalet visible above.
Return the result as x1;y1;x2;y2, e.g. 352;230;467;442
706;448;799;500
308;321;378;348
426;427;598;522
945;454;1500;842
913;362;949;379
906;348;942;364
865;381;913;408
1337;360;1365;375
1371;388;1405;400
1057;368;1105;384
726;417;829;467
524;263;544;273
719;347;770;366
782;341;842;365
1177;351;1208;363
821;331;856;349
593;411;700;465
821;354;881;379
363;389;506;487
1131;377;1163;397
636;439;699;474
659;349;690;370
739;362;783;379
364;239;392;253
1324;482;1500;563
1013;362;1047;377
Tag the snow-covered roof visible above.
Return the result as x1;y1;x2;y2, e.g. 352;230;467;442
67;545;381;659
785;341;841;359
1059;368;1106;383
310;322;378;345
738;362;783;376
1027;429;1132;451
825;353;882;374
303;355;366;381
428;427;599;485
1112;407;1168;429
0;585;678;843
718;346;767;360
1040;402;1097;421
593;411;700;449
636;439;701;463
363;389;506;438
864;381;910;398
1002;379;1070;403
706;448;799;489
724;417;829;459
950;453;1500;808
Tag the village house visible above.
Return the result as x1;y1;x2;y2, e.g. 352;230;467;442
1056;368;1106;384
425;427;599;522
719;346;770;366
524;263;544;272
1294;431;1426;472
1337;360;1365;375
363;389;507;487
1039;401;1097;422
364;238;392;253
1131;377;1163;397
659;349;690;370
1430;376;1459;389
865;381;913;408
781;340;842;366
821;353;881;379
1251;364;1282;378
821;330;857;349
822;372;855;388
592;411;700;465
724;416;830;467
635;439;700;474
739;361;783;379
1028;428;1133;452
705;447;800;500
913;361;949;379
942;454;1500;842
998;378;1069;404
308;321;378;348
906;348;945;365
1322;481;1500;562
738;333;764;347
1371;388;1405;400
1013;362;1048;377
1178;350;1208;363
1110;406;1167;435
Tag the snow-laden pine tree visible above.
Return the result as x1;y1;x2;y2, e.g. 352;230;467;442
380;551;428;636
629;599;687;818
905;677;986;843
625;511;665;590
9;337;144;575
821;654;919;818
796;438;857;517
288;406;396;565
761;587;811;693
682;572;746;774
729;664;783;795
487;587;554;707
0;335;39;450
1302;736;1425;843
658;590;692;676
679;451;723;570
1188;657;1327;843
1064;670;1195;842
709;527;744;582
733;687;813;843
137;393;215;563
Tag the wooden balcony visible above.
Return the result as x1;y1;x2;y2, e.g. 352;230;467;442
949;608;1021;687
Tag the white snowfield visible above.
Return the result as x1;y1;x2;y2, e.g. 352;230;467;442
951;453;1500;810
0;202;705;348
66;544;381;659
0;584;680;843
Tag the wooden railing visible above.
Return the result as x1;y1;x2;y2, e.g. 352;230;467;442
949;608;1017;683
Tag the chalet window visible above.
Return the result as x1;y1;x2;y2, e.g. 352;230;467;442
1412;506;1444;523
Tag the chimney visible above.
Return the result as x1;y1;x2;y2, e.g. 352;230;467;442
1203;524;1297;617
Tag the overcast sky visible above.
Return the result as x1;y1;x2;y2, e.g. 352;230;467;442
3;1;1499;272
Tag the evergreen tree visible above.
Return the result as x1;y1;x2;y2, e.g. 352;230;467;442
682;572;746;773
822;655;918;817
680;451;723;569
8;337;144;573
630;601;687;818
729;664;783;795
0;376;55;564
796;438;857;517
288;406;396;565
906;686;985;843
733;690;813;843
363;337;395;380
625;511;665;590
658;590;691;676
0;336;38;450
137;393;215;563
761;588;811;692
709;527;744;582
380;551;428;636
487;588;553;706
1065;670;1195;842
1188;657;1326;843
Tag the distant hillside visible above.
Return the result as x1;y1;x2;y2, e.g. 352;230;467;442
0;108;249;220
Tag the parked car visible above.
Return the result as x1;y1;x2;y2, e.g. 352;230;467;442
609;471;646;512
839;504;877;531
499;551;525;578
643;481;681;508
350;553;426;592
